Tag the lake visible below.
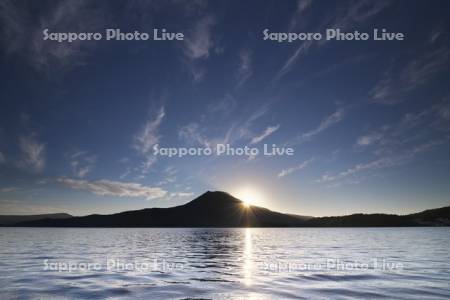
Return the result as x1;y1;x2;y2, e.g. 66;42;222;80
0;228;449;299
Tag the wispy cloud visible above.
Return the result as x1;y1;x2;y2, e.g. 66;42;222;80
169;192;194;198
334;99;450;186
18;133;45;173
250;125;280;145
273;0;316;81
278;158;314;178
207;94;236;115
273;40;313;82
0;0;27;54
236;49;253;87
234;106;271;145
56;177;167;200
356;132;384;147
287;108;346;146
0;0;107;72
330;0;390;30
275;0;389;81
0;151;5;164
402;48;450;88
178;122;212;148
134;107;165;154
356;97;450;154
318;138;446;185
0;187;18;193
179;105;270;149
302;109;345;140
429;26;443;44
133;106;165;173
184;15;216;60
289;98;447;184
183;15;216;82
157;166;178;186
69;151;97;178
289;0;314;31
370;47;450;105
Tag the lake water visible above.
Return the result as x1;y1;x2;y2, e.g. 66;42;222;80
0;228;449;299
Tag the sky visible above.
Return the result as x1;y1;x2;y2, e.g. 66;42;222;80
0;0;449;217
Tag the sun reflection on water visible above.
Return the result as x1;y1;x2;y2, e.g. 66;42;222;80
243;228;253;286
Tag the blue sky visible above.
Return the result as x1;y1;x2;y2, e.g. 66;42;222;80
0;0;449;217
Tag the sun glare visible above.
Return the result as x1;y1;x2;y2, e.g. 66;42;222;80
233;187;263;208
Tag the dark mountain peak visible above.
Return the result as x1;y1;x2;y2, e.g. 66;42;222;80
185;191;242;207
203;190;237;198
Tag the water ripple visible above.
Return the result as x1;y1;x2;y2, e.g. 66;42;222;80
0;227;449;299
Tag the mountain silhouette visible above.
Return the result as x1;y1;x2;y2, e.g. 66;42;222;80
303;206;450;227
12;191;310;227
6;191;450;227
0;213;72;226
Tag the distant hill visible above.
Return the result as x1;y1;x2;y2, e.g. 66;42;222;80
0;213;72;226
7;191;450;227
303;206;450;227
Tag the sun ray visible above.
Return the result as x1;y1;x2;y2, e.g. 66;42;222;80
233;187;263;207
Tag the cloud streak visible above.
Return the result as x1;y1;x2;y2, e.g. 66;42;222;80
183;15;216;82
236;49;253;87
0;0;108;72
275;0;390;81
330;0;390;30
289;0;314;31
356;132;384;147
133;106;165;173
318;139;447;185
57;177;167;200
134;107;165;155
356;97;450;155
179;105;271;149
250;125;280;145
370;47;450;105
69;151;97;178
18;134;46;173
330;99;450;186
0;187;18;193
287;108;345;146
274;40;313;82
184;15;216;60
278;158;314;178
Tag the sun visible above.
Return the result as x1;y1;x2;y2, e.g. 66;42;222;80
242;201;251;208
233;187;263;208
